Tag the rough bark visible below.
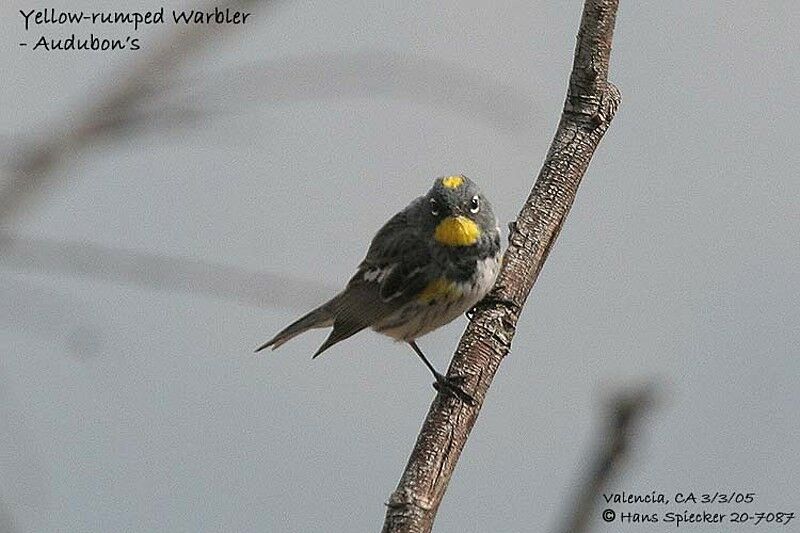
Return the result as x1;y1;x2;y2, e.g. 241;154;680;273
382;1;622;531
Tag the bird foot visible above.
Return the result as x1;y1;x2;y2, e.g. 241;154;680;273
432;372;477;406
466;296;518;320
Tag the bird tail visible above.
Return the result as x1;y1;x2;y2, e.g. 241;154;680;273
255;303;334;352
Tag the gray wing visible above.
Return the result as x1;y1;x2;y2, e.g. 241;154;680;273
312;206;435;357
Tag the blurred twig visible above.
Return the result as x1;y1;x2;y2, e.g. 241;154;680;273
0;0;271;231
2;15;538;237
382;1;622;531
556;385;658;533
0;0;543;234
0;233;334;311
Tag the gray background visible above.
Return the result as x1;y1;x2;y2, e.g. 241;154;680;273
1;1;798;532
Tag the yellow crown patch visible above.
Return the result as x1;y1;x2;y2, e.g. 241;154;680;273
441;175;464;189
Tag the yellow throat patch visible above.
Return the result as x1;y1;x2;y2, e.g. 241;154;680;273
441;175;464;189
434;215;480;247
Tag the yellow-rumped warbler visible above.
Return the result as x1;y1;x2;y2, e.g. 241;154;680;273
256;175;501;404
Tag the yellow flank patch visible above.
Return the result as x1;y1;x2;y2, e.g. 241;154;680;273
441;175;464;189
434;215;481;247
418;278;461;303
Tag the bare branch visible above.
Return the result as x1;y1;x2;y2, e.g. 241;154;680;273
382;1;622;531
555;385;657;533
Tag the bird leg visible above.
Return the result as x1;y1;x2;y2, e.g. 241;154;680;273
407;341;476;406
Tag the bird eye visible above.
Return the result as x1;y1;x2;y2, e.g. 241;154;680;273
430;198;439;216
469;195;480;213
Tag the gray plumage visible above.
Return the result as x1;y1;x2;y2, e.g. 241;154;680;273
256;175;501;358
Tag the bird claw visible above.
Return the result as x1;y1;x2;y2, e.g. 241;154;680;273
507;220;517;238
433;373;477;406
466;296;518;319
